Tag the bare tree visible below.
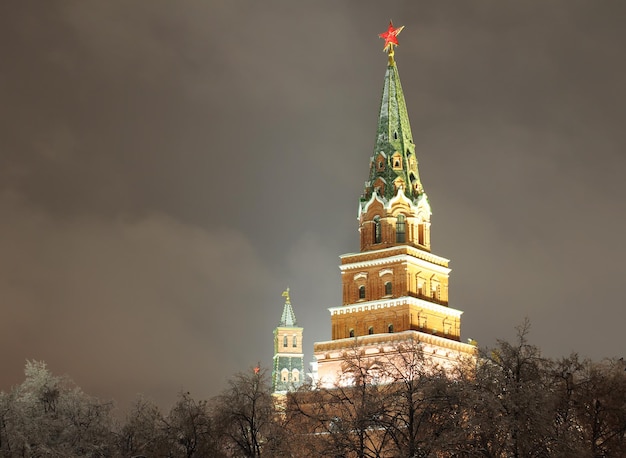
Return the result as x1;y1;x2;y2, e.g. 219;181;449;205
161;391;220;458
287;345;391;458
211;367;277;457
376;340;472;457
462;320;559;457
555;356;626;457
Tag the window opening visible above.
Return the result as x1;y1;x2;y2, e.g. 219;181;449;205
388;324;394;333
374;217;381;244
293;336;297;347
385;281;392;296
396;214;406;243
283;336;288;347
358;285;366;300
349;328;355;338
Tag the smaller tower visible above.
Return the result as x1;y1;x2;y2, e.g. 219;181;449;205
272;288;304;394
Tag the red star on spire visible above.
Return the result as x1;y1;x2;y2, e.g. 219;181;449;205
379;21;405;54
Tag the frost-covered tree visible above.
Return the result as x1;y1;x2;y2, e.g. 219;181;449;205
0;360;113;457
462;321;560;457
115;395;165;457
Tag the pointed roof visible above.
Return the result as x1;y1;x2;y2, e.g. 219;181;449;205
362;52;424;203
279;288;297;327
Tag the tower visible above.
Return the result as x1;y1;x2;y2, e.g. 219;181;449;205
313;23;475;387
272;288;305;393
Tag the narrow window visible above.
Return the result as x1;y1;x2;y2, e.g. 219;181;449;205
358;285;366;300
432;284;440;300
292;369;300;383
373;216;381;244
368;326;374;335
385;281;392;296
394;131;398;139
281;368;289;382
396;214;406;243
388;324;394;333
292;336;297;347
349;328;355;338
418;224;425;245
283;336;288;347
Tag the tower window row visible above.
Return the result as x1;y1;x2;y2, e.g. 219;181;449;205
369;215;425;246
357;281;393;301
349;323;394;338
280;368;300;383
282;335;298;348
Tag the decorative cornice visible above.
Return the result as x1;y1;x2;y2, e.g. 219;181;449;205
341;245;449;267
313;330;475;356
340;246;450;273
327;295;463;318
273;353;304;359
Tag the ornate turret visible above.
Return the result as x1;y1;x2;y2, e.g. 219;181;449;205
272;288;304;394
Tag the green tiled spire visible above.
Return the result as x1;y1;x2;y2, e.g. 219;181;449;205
362;59;424;202
279;287;297;327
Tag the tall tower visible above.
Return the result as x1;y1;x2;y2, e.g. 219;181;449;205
272;288;305;393
313;23;475;387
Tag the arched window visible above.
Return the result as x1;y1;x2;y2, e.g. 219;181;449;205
358;285;366;300
292;369;300;383
373;216;381;244
388;323;394;333
292;336;297;347
349;328;355;338
368;326;374;335
385;281;392;296
396;214;406;243
281;368;289;382
283;336;288;347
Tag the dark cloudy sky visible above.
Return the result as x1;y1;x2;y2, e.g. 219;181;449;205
2;1;625;413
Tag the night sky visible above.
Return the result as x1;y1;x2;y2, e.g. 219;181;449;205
2;1;625;413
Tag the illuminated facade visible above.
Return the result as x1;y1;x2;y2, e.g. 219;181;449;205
313;27;475;387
